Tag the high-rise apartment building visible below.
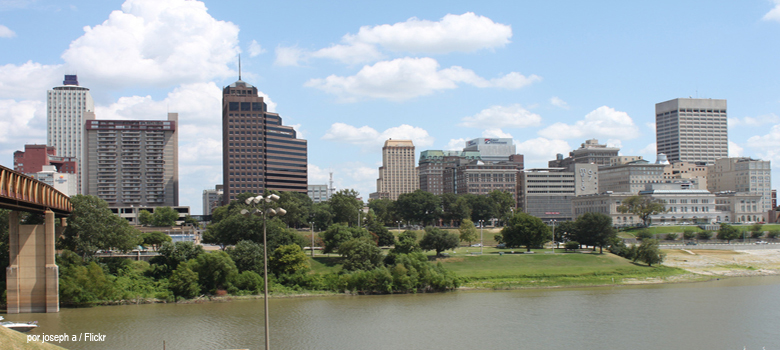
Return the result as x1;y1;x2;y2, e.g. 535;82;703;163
708;157;772;219
655;98;728;165
370;139;418;201
222;79;308;205
47;75;94;159
82;113;179;207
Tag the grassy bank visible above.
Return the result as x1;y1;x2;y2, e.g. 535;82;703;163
0;326;67;350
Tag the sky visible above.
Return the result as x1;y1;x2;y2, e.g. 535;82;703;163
1;0;780;215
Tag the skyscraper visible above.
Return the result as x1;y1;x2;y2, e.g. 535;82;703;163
370;139;419;201
82;113;179;207
222;79;308;205
655;98;728;165
47;75;94;193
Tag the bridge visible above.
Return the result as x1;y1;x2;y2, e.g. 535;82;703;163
2;164;72;313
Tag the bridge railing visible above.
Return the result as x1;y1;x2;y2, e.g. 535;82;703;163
0;165;72;215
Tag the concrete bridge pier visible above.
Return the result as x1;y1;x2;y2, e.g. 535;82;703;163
6;210;62;313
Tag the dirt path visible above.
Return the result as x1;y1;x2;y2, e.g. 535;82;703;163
663;248;780;276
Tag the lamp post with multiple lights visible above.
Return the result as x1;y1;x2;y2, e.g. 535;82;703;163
241;194;286;350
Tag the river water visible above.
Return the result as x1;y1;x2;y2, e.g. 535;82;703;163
7;276;780;350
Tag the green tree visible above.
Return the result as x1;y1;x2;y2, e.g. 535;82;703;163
154;241;205;271
458;219;478;246
394;231;420;254
636;229;653;240
488;190;515;224
226;240;264;274
501;212;550;252
152;206;179;227
204;207;304;250
634;239;666;266
555;220;578;246
665;233;679;241
181;215;200;227
311;202;335;231
751;223;764;239
464;194;493;223
394;190;442;226
329;189;363;226
187;251;238;294
270;244;310;275
169;264;200;299
683;229;696;240
138;210;153;226
368;198;396;226
338;237;383;271
419;226;459;256
141;231;171;251
616;195;666;227
574;212;616;253
366;211;395;247
697;230;713;240
276;191;313;228
320;223;370;253
59;195;142;259
717;223;740;243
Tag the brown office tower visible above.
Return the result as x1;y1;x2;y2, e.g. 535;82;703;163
222;79;308;205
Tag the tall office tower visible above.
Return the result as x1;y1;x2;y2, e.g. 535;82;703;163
418;150;481;195
82;113;179;207
655;98;728;165
369;139;419;201
222;79;308;205
47;75;93;193
463;138;515;163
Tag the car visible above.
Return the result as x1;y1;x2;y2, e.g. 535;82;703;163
470;243;482;247
685;242;697;246
755;241;768;245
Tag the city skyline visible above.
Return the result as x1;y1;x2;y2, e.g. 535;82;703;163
1;0;780;214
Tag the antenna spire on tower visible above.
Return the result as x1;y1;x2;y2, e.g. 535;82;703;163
238;54;242;80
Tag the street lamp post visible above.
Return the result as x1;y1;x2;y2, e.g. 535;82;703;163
550;220;556;254
479;220;484;254
310;221;315;258
242;194;286;350
396;220;401;233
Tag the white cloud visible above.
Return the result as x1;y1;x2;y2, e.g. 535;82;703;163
248;40;265;57
729;141;743;157
446;138;468;150
482;128;512;138
310;42;384;65
605;139;623;149
60;0;239;88
0;24;16;38
307;164;331;184
0;100;46;151
639;142;657;156
0;61;64;100
274;46;306;66
728;113;780;127
347;12;511;55
514;137;571;168
459;104;542;129
321;122;434;149
746;124;780;148
538;106;639;140
550;96;569;109
305;57;539;102
763;0;780;22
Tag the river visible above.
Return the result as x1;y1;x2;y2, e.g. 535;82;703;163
6;276;780;350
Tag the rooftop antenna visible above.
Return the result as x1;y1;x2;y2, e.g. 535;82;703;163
238;54;242;80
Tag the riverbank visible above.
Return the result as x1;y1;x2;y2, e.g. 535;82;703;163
0;325;67;350
663;247;780;276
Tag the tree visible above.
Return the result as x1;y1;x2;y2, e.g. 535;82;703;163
320;223;370;253
141;231;172;251
154;241;205;271
204;208;304;250
169;264;200;299
501;212;550;252
311;202;334;232
59;195;142;259
574;212;616;253
270;244;310;275
717;223;740;243
464;194;493;223
751;223;764;239
458;219;478;246
368;198;396;226
366;211;395;247
338;237;383;271
488;190;515;224
276;191;313;228
152;206;179;227
555;220;578;246
697;230;713;240
616;195;666;227
634;239;665;266
181;215;200;227
384;230;420;265
138;210;153;226
226;240;264;274
329;189;363;226
683;229;696;240
186;251;238;294
419;226;459;256
394;190;442;226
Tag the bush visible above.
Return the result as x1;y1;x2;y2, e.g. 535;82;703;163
634;239;665;266
697;230;713;240
768;230;780;239
169;264;200;299
751;230;764;239
683;229;696;240
636;229;653;240
665;233;679;241
564;241;579;251
228;270;263;294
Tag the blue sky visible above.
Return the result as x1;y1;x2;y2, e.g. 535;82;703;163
2;0;780;215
